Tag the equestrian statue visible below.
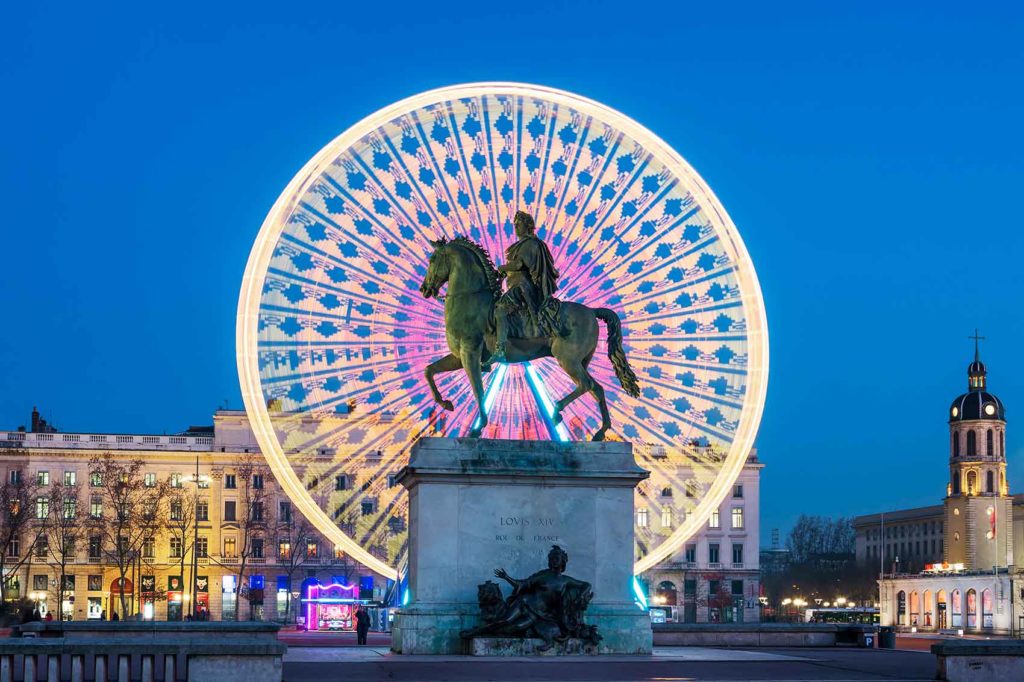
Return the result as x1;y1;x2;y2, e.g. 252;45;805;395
418;210;640;441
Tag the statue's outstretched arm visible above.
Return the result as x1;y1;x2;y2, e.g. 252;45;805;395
494;568;521;588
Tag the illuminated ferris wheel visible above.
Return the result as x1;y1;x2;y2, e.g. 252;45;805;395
237;83;769;580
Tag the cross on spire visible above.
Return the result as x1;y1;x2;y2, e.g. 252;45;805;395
969;328;985;362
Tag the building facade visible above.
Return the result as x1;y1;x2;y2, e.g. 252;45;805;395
854;345;1024;635
641;451;763;623
0;410;392;624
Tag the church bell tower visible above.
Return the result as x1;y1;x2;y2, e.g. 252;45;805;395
943;332;1012;570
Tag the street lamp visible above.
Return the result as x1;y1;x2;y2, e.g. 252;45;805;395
188;456;211;620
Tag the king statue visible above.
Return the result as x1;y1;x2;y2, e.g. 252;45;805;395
488;211;561;365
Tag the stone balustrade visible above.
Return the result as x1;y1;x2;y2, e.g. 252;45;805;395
652;622;876;647
2;622;285;681
931;640;1024;681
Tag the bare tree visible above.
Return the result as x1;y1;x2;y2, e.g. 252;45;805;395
37;481;85;620
165;487;196;620
232;453;271;621
88;454;169;618
0;457;42;605
274;494;319;623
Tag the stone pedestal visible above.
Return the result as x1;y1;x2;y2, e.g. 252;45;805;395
391;437;652;655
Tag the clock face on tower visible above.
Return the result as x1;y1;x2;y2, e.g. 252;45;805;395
952;406;959;418
985;404;996;416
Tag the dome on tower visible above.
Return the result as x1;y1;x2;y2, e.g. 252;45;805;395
949;333;1005;422
949;390;1005;422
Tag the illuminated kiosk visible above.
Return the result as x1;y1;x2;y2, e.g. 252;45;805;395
301;581;366;631
236;83;769;650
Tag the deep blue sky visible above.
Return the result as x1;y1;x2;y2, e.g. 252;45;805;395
3;2;1022;540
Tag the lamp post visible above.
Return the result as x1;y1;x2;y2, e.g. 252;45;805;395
188;456;210;620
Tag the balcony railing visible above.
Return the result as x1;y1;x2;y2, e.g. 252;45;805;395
1;431;216;451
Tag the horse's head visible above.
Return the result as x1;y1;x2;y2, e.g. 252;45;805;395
419;237;450;299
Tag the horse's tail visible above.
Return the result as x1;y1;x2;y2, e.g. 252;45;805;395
594;308;640;398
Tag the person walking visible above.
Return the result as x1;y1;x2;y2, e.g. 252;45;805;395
355;607;370;645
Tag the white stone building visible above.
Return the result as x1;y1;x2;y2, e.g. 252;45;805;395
855;346;1024;635
641;450;763;623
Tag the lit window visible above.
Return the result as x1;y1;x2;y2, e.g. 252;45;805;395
731;508;744;529
170;473;183;488
306;541;318;558
279;541;291;559
90;496;103;519
143;473;155;487
223;537;237;558
89;472;102;487
35;497;49;519
63;497;77;519
37;471;49;486
637;508;649;527
196;537;208;558
63;471;77;486
661;508;672;528
709;510;720;529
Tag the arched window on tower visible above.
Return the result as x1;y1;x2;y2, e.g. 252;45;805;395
953;431;960;457
986;470;994;494
966;470;977;495
952;471;961;495
967;431;976;456
1000;430;1004;457
987;429;993;456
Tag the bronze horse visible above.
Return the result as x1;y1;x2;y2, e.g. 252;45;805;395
418;236;640;440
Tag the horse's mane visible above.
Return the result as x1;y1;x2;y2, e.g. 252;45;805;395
447;235;501;300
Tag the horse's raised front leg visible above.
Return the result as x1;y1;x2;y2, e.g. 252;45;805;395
462;347;487;437
425;353;463;411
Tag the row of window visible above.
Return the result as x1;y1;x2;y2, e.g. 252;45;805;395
31;496;295;523
10;534;348;562
866;521;944;542
951;469;1003;495
682;542;745;565
637;506;744;530
21;471;261;490
951;428;1004;458
866;538;943;560
660;483;745;499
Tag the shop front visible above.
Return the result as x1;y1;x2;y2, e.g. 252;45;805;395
302;581;361;631
195;576;210;619
109;578;133;620
167;575;184;621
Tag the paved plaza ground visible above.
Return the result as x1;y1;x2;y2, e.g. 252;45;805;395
282;645;936;681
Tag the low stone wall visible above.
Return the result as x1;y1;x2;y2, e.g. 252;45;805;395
2;623;285;681
652;623;871;647
931;640;1024;681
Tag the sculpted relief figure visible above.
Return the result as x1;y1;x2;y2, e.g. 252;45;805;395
419;211;640;441
459;545;600;650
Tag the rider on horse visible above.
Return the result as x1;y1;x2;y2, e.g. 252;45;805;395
488;211;560;364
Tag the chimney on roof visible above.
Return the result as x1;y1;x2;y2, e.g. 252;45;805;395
31;407;40;433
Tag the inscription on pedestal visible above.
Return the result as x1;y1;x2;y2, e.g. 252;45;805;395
496;516;560;543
